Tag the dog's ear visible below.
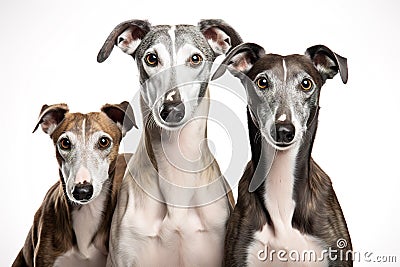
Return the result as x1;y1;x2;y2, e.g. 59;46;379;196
101;101;137;136
33;103;69;135
199;19;243;56
97;20;151;63
212;42;265;80
305;45;348;84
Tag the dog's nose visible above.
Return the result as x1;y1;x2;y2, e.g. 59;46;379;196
271;122;295;144
72;181;93;202
160;102;185;123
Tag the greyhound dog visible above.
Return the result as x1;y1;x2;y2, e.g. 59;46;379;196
213;43;352;266
12;101;136;267
97;19;242;266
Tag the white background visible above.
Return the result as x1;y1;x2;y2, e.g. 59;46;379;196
1;0;399;266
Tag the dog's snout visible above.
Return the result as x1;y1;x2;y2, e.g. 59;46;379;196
271;122;295;145
72;181;93;202
160;102;185;124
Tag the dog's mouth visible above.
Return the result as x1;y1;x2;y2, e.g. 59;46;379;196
265;137;297;151
274;142;293;149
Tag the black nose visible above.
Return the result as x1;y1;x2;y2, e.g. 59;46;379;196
72;182;93;201
160;102;185;123
271;123;295;145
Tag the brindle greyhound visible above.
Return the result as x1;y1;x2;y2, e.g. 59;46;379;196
97;19;242;266
214;43;352;266
12;101;136;267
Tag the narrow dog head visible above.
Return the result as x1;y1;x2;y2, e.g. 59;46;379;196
215;43;348;150
33;101;137;204
97;19;242;130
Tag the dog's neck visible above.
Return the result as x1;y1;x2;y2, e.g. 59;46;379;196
58;164;116;257
71;186;108;257
136;89;222;207
259;138;299;235
249;107;320;230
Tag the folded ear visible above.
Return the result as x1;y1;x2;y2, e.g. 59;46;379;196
101;101;137;137
97;19;151;63
305;45;348;84
212;42;265;80
199;19;243;56
33;103;69;135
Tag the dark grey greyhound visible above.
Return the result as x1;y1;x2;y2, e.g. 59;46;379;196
214;43;352;266
97;19;242;266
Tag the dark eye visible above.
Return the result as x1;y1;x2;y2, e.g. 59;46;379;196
256;77;269;89
189;54;203;65
145;53;158;66
98;137;111;149
59;138;71;150
301;78;313;91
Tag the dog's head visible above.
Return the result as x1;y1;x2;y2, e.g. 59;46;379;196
33;101;136;204
97;19;242;130
215;43;347;150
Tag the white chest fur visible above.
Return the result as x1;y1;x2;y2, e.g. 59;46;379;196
110;102;229;266
246;147;328;267
115;186;229;267
53;246;106;267
54;192;107;267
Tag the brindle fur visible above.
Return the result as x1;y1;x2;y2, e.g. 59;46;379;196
12;103;134;267
219;44;352;267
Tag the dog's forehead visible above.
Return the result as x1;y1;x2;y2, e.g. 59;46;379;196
139;25;172;49
284;55;321;82
52;112;120;140
147;24;206;43
52;112;85;135
175;25;208;45
137;24;212;58
249;54;322;85
248;54;284;80
85;112;121;138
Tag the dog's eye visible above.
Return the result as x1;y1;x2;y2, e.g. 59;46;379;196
256;77;269;89
145;53;158;66
189;54;203;65
301;78;313;91
59;138;71;150
98;137;111;149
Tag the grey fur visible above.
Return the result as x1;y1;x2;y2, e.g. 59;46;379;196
216;43;352;267
98;19;242;130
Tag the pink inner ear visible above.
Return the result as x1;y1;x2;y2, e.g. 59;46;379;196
131;26;147;40
231;53;252;73
117;26;147;55
119;28;141;45
41;113;58;134
218;39;227;48
124;25;147;41
203;27;231;55
233;58;250;72
203;28;218;42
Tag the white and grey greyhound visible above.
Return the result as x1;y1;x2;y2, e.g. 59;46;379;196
97;19;242;266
